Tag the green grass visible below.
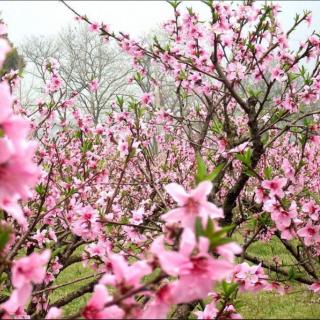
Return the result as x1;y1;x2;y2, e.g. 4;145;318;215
49;262;92;316
239;289;320;319
236;235;320;319
49;236;320;319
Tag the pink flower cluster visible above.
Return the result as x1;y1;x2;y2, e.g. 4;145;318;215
1;250;50;317
0;34;39;229
78;181;240;319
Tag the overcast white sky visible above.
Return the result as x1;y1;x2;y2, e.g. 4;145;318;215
0;1;319;46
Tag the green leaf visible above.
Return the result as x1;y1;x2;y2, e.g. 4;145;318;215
270;110;286;123
288;267;295;280
210;237;233;248
134;72;142;82
195;217;203;238
194;218;234;250
212;224;234;238
195;153;208;184
235;148;252;166
211;119;223;134
303;117;313;127
298;133;307;145
0;228;10;252
80;140;93;153
74;130;82;139
222;280;228;293
186;7;194;15
116;95;124;108
206;162;225;182
235;153;246;163
244;148;253;166
243;167;255;177
51;245;66;258
202;0;213;7
64;187;78;197
178;70;187;80
261;132;269;145
167;0;181;9
299;65;306;77
288;73;300;82
264;166;272;180
206;217;214;234
221;281;238;297
35;183;46;196
308;192;320;205
195;154;225;184
258;212;273;227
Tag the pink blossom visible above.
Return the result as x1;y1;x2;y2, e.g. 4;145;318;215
51;257;63;275
0;115;30;146
0;283;32;315
261;177;287;198
1;251;50;316
263;198;282;215
46;74;62;93
217;138;227;153
0;38;11;68
223;305;242;319
83;284;124;319
162;181;223;228
0;81;14;123
216;242;242;262
232;262;268;292
117;138;129;158
0;23;8;35
270;67;285;82
89;22;100;32
309;282;320;293
140;92;154;105
264;281;288;295
12;250;51;288
44;57;60;73
309;35;320;47
228;141;249;154
0;137;14;165
282;158;295;182
297;223;320;246
152;228;233;302
302;200;320;221
88;79;99;92
130;207;145;225
1;5;320;318
255;187;269;204
271;201;297;231
100;253;151;289
305;14;312;27
71;205;101;240
32;229;50;248
0;140;39;226
45;307;62;319
194;301;218;319
141;283;177;319
277;34;288;49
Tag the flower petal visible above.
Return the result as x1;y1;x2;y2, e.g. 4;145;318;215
190;181;212;202
164;183;189;205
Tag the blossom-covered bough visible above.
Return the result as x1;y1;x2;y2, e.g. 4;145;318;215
0;0;320;318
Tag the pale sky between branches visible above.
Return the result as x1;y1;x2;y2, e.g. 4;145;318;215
0;1;319;47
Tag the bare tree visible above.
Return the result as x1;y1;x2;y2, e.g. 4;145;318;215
20;24;132;123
